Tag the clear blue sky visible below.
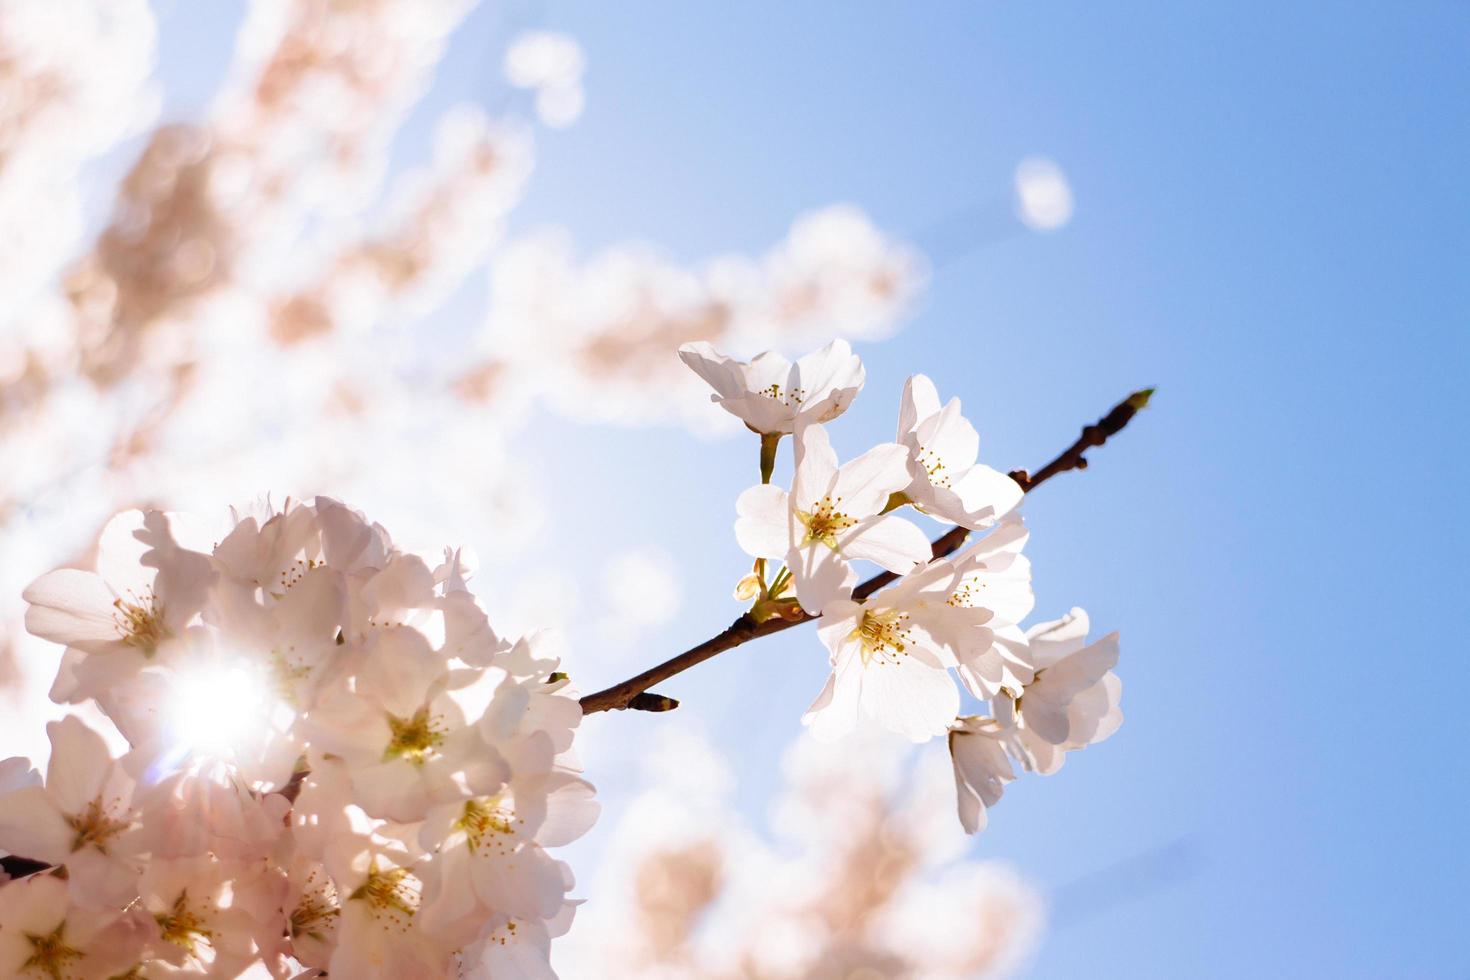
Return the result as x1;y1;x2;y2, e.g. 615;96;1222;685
149;2;1468;976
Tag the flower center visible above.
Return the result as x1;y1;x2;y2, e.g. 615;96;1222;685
797;495;856;549
65;797;130;854
21;921;84;979
947;577;985;607
483;918;522;948
851;608;912;665
383;707;445;765
275;557;323;594
759;383;806;407
155;890;213;958
348;859;419;927
112;590;167;655
916;446;952;488
457;796;523;854
288;870;340;941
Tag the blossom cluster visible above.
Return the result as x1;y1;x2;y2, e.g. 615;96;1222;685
0;498;596;978
682;340;1124;833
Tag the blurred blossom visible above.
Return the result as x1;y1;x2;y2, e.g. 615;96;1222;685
474;206;923;432
505;31;586;128
0;0;158;332
1014;156;1074;231
559;724;1043;979
270;107;533;342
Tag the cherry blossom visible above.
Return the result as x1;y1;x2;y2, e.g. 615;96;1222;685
25;510;215;703
948;609;1122;833
735;423;931;614
948;717;1019;834
1;497;597;977
0;717;141;908
896;374;1023;529
803;556;988;743
945;518;1036;700
0;872;151;980
679;339;865;436
992;608;1123;775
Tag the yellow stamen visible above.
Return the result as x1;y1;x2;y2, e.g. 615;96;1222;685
456;796;523;854
21;921;84;980
383;707;445;765
796;494;857;550
65;797;129;855
850;608;912;666
155;890;212;958
112;590;167;655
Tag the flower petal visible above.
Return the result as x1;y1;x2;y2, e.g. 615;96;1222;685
45;716;113;814
734;485;791;560
860;655;959;743
789;544;856;615
897;374;941;441
833;442;911;516
792;423;840;506
22;569;125;654
801;652;863;743
840;514;931;574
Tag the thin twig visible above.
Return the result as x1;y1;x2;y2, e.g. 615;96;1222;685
579;387;1154;714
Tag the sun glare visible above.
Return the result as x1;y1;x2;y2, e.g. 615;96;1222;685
166;663;273;762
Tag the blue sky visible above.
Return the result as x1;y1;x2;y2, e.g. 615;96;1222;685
147;2;1468;976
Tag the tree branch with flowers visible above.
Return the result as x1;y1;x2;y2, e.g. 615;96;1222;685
0;336;1149;977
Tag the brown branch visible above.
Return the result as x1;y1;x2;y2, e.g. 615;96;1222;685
579;387;1154;715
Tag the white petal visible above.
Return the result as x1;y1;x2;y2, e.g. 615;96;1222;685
677;342;743;398
95;510;152;596
0;786;71;862
717;391;795;434
897;374;941;438
917;396;980;471
1025;606;1091;668
734;485;791;560
840;514;931;573
950;464;1024;527
136;511;216;629
536;780;600;847
358;626;443;715
45;716;113;814
860;655;960;743
22;570;124;653
801;654;863;743
833;442;912;516
789;544;856;615
794;339;864;423
1033;631;1119;703
950;728;1014;833
792;423;840;506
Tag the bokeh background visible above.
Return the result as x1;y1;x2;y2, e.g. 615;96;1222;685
2;1;1466;976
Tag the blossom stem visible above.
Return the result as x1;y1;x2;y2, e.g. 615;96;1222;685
759;432;782;484
579;387;1154;714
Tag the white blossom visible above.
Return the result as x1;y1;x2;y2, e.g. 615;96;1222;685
0;872;152;979
948;608;1122;833
735;423;930;613
897;374;1023;530
679;339;865;436
994;608;1123;775
0;717;141;908
804;556;990;743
